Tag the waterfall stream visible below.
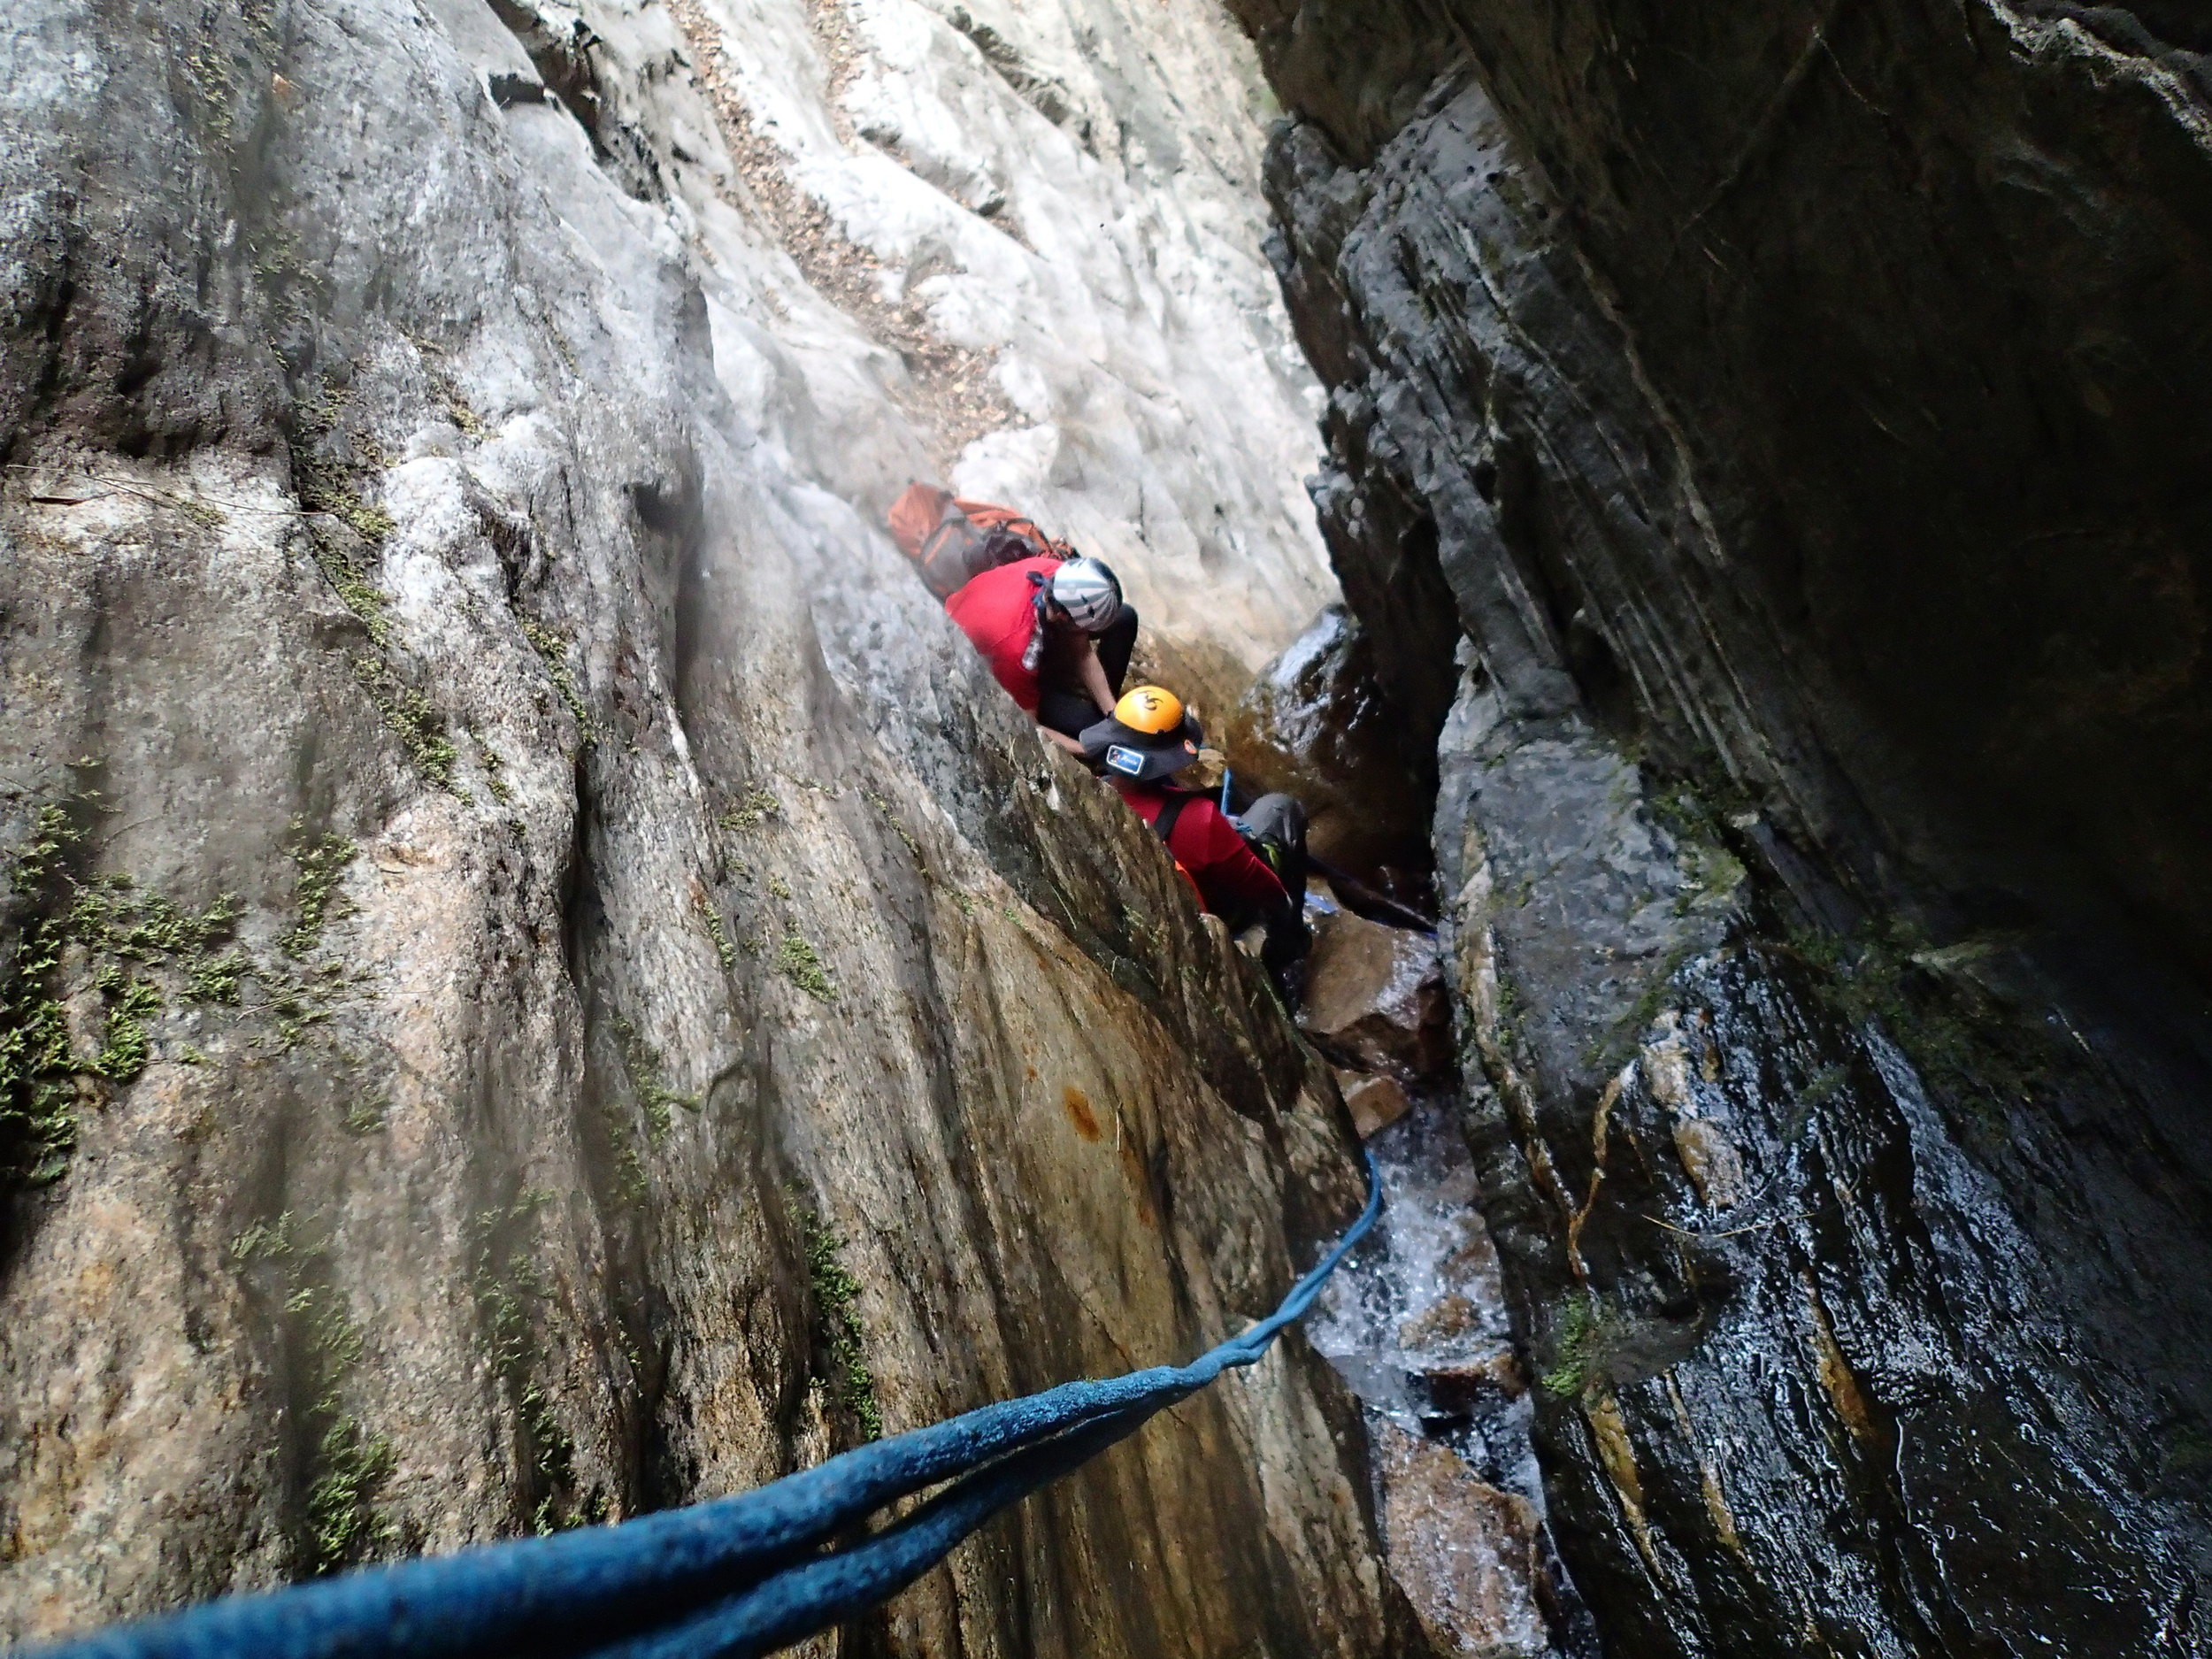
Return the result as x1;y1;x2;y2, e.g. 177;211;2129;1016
1309;1094;1601;1658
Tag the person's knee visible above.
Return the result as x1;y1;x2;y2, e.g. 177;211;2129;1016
1240;793;1307;849
1036;691;1094;739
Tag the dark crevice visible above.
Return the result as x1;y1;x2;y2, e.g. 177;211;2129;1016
557;754;594;999
946;7;1083;135
670;521;710;734
484;0;664;202
555;784;659;1522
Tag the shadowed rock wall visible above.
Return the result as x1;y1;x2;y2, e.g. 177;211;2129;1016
0;2;1417;1652
1236;0;2212;970
1234;2;2212;1654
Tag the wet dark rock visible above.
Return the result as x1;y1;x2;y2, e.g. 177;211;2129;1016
1226;606;1438;887
1373;1420;1550;1659
1420;667;2212;1657
1417;1351;1527;1420
1240;0;2212;979
1240;4;2212;1654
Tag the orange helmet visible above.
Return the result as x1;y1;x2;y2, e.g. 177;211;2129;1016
1112;686;1184;734
1083;685;1202;782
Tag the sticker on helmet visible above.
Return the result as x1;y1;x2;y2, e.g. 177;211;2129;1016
1105;745;1145;776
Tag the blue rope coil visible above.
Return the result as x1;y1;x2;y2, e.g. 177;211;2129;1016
38;1150;1382;1659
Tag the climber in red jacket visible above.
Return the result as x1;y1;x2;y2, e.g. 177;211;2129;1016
943;554;1136;753
1081;686;1310;989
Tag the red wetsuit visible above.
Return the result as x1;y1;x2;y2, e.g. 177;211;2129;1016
1113;782;1288;917
944;556;1061;712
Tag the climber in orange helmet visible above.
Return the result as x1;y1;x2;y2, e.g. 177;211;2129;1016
1083;685;1310;990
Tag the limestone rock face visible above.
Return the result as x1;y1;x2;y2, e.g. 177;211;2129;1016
1241;4;2212;1655
0;0;1406;1652
655;0;1340;701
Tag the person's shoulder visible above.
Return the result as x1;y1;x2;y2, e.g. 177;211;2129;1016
948;562;1016;617
1160;785;1212;814
953;555;1053;604
1183;795;1245;849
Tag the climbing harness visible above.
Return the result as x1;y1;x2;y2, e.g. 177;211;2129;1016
40;1152;1382;1659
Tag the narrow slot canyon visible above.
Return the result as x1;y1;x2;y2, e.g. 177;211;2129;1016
3;1;2209;1656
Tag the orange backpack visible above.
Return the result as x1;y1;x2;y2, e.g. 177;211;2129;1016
887;482;1068;599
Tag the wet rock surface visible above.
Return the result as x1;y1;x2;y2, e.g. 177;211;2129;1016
1373;1421;1548;1659
0;0;1401;1651
1433;675;2212;1655
1310;1095;1595;1659
1300;910;1452;1085
1225;606;1438;887
1243;4;2212;1655
1334;1069;1409;1141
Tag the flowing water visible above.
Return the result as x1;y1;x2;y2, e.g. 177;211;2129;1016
1309;1094;1602;1657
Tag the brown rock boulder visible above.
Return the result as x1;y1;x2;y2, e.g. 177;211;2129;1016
1301;909;1452;1080
1374;1421;1551;1658
1334;1066;1411;1138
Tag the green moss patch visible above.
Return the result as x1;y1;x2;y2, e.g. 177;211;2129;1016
797;1203;881;1442
468;1189;600;1531
2;797;250;1190
520;618;593;741
233;1213;398;1573
1773;918;2064;1156
3;785;382;1188
699;902;738;971
611;1014;697;1144
863;789;926;870
351;657;462;795
1540;1298;1601;1400
717;787;779;833
291;386;396;546
777;932;835;1002
280;822;358;956
309;530;392;646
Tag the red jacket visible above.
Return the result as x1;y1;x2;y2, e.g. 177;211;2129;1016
945;556;1060;712
1114;783;1288;917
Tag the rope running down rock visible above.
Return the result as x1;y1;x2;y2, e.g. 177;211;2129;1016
39;1151;1384;1659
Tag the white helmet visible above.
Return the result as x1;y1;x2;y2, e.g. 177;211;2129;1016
1050;557;1122;633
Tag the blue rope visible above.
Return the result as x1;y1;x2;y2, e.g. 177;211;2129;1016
39;1151;1380;1659
591;1407;1155;1659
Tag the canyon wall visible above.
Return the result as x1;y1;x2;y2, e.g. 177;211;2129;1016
0;0;1412;1651
1236;1;2212;1654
